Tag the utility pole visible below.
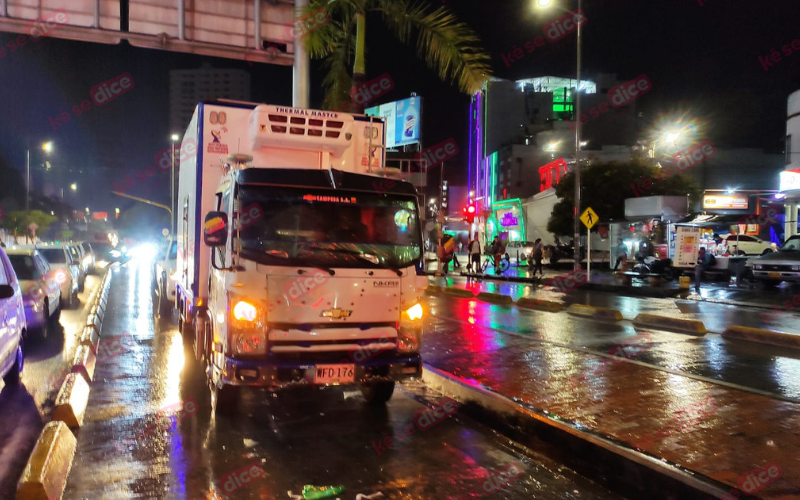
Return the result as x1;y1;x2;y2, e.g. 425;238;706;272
573;0;583;271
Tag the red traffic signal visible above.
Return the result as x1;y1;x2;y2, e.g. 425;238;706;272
464;204;476;223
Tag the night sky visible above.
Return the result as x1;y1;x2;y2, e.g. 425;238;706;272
1;0;799;219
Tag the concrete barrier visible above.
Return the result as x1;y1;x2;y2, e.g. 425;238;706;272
517;297;563;312
71;345;97;383
476;292;513;305
567;304;623;321
16;422;77;500
443;287;475;299
52;374;91;428
722;325;800;350
86;314;102;334
633;313;706;336
79;327;100;354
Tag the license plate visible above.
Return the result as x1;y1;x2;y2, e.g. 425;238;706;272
768;272;781;278
313;364;355;385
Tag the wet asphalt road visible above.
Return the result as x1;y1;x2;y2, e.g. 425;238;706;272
424;281;800;401
0;273;102;497
62;261;625;500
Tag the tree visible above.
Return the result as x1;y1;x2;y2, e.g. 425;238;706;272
547;159;701;237
0;210;58;239
302;0;492;112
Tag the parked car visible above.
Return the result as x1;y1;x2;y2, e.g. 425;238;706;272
80;242;96;274
506;241;534;263
0;245;26;386
36;245;80;308
724;234;776;256
6;248;61;337
68;244;87;291
152;238;178;316
751;235;800;285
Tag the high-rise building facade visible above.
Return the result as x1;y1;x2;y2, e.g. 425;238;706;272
169;63;251;133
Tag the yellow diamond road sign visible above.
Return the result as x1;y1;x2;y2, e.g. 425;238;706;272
580;207;599;229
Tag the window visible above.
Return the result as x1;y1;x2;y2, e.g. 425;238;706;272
0;253;11;286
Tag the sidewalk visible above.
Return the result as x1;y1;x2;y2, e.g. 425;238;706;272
422;315;800;499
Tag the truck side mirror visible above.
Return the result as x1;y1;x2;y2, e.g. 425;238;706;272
204;212;228;247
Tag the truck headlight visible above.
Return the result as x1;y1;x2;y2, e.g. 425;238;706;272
233;300;257;321
234;332;267;355
398;303;423;353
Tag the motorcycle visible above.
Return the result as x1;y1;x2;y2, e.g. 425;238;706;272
632;256;676;280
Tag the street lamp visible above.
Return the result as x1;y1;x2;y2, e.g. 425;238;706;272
536;0;583;271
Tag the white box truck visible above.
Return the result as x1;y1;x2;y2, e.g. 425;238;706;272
175;101;427;413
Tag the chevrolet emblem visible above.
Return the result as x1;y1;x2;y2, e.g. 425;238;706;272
322;308;352;319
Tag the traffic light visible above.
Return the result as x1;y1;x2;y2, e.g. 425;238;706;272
464;203;476;224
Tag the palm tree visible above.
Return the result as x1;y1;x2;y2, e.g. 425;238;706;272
302;0;492;113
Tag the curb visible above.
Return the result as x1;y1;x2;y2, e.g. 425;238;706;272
52;374;91;428
15;422;77;500
722;325;800;350
475;292;513;305
633;313;707;336
421;364;733;500
567;303;623;321
516;297;563;312
442;287;475;299
17;270;113;500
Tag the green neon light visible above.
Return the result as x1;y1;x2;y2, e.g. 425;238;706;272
488;198;525;241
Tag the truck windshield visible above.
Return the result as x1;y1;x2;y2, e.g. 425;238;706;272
236;187;422;269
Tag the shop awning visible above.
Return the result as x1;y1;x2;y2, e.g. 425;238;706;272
674;213;746;226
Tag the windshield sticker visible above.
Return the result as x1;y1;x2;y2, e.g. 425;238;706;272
394;209;411;229
302;194;357;203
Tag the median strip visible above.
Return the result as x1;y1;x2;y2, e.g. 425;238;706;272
567;303;623;321
516;297;563;312
16;422;77;500
633;313;706;336
476;292;513;305
722;325;800;350
53;374;91;428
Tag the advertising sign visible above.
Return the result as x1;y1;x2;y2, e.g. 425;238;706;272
674;226;701;268
702;194;748;210
365;97;422;148
780;170;800;192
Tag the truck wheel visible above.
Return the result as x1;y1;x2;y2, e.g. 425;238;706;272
210;382;239;414
360;381;395;405
158;281;171;317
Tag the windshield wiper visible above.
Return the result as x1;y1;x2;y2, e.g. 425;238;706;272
300;246;403;276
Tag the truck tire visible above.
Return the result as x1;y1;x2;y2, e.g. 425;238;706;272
210;382;239;414
360;381;395;405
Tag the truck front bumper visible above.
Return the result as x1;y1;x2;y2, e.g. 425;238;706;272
218;354;423;389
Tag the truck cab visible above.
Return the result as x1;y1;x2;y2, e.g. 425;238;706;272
176;102;426;413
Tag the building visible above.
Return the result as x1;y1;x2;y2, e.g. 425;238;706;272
169;63;251;133
778;88;800;238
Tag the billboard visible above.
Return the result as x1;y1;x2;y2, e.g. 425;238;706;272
702;194;748;210
365;97;422;148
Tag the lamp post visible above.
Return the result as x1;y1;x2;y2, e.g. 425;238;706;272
537;0;583;271
170;134;179;236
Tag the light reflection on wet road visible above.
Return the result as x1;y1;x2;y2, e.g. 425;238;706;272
0;274;103;496
62;261;624;500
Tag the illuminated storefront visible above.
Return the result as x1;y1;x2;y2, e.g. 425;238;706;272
488;199;525;242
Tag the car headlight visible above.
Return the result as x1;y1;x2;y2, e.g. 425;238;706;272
754;265;763;270
792;266;800;271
